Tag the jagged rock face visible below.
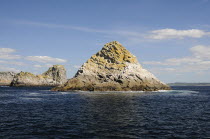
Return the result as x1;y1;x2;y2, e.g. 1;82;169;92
11;65;67;87
42;65;67;85
0;72;16;86
53;41;170;91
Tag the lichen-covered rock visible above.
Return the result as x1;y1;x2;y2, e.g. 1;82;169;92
0;72;16;86
11;65;67;87
52;41;170;91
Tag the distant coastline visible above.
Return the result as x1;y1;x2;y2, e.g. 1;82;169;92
168;82;210;86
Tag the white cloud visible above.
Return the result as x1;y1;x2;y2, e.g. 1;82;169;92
143;57;202;66
14;20;210;44
143;45;210;74
0;48;21;59
143;61;168;65
149;29;209;39
33;65;43;68
0;54;22;60
145;59;210;73
0;48;16;53
0;60;25;66
165;57;202;65
33;64;53;68
73;65;81;69
15;20;107;33
15;20;146;44
26;56;67;63
190;45;210;59
0;47;69;73
15;21;142;37
0;66;20;73
150;67;177;73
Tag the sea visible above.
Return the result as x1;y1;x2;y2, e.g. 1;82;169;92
0;86;209;138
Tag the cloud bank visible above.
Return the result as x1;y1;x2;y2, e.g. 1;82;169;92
143;45;210;73
25;56;67;63
148;29;210;40
15;20;210;42
0;48;21;59
0;47;68;72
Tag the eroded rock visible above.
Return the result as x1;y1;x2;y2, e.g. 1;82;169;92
11;65;67;87
0;72;16;86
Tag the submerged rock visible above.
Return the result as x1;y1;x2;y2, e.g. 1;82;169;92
52;41;170;91
11;65;67;87
0;72;16;86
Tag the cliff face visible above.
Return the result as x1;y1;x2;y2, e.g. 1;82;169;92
42;65;67;85
11;65;67;87
53;41;170;91
0;72;16;86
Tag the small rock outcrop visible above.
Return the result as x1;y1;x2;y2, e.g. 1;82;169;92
52;41;170;91
11;65;67;87
0;72;16;86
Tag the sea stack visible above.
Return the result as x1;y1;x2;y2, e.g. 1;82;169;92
0;72;16;86
53;41;170;91
11;65;67;87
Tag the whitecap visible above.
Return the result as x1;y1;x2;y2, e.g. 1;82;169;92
157;90;199;96
28;93;41;96
0;86;10;88
59;92;73;95
21;97;42;101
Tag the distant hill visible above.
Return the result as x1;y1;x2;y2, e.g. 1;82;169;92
168;82;210;86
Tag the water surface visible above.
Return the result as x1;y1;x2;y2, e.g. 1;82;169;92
0;86;210;138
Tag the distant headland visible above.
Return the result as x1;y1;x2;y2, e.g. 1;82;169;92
168;82;210;86
0;65;67;87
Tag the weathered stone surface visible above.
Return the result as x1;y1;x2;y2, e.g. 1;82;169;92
0;72;16;86
42;65;67;85
11;65;67;87
52;41;170;91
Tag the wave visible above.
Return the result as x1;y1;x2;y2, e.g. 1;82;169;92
55;89;200;96
21;97;42;101
157;90;199;95
0;86;10;88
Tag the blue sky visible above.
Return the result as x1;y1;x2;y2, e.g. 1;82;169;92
1;0;210;83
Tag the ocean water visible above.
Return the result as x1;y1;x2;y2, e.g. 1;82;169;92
0;86;210;138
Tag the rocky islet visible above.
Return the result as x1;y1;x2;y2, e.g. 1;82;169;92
53;41;170;91
0;65;67;87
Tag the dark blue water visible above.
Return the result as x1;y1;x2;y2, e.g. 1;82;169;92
0;86;210;138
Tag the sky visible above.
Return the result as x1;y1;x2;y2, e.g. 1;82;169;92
0;0;210;83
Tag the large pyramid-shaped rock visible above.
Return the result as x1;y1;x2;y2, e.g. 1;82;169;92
53;41;170;91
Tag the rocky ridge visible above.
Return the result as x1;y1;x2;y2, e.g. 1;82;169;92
11;65;67;87
0;72;16;86
53;41;170;91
